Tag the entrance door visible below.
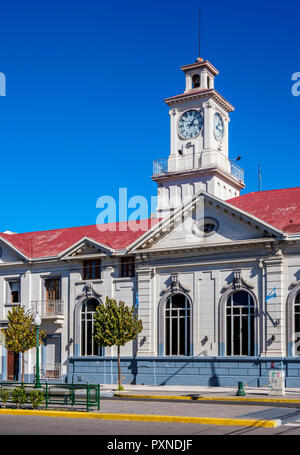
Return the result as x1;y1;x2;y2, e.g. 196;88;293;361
45;335;61;378
7;350;19;381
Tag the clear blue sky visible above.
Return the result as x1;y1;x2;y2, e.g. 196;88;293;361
0;0;299;233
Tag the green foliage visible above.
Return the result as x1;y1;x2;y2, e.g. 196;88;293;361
93;297;143;347
11;386;27;408
0;388;10;408
28;390;44;409
3;306;46;354
93;297;143;389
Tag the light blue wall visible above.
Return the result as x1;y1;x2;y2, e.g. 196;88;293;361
66;356;300;387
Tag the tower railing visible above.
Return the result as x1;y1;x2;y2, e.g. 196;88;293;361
229;160;244;183
153;158;168;176
153;157;244;183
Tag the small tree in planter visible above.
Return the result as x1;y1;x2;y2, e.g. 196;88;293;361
28;390;44;409
11;386;27;408
2;306;46;383
0;388;10;408
93;297;143;391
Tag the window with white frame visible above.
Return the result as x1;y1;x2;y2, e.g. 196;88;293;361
7;280;20;303
294;292;300;355
165;293;190;356
226;291;255;356
81;298;102;356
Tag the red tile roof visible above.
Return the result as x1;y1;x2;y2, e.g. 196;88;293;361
227;187;300;233
1;187;299;260
0;218;159;259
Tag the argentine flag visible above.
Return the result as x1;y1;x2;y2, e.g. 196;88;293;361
266;287;277;302
135;290;139;308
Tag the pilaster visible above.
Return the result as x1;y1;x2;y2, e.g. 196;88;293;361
263;255;285;357
136;267;155;355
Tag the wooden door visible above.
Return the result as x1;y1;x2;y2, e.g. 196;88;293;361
7;350;19;381
45;279;60;314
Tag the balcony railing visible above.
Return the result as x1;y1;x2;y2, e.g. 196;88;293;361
31;300;64;318
153;157;244;183
230;160;244;182
34;363;62;379
153;158;168;176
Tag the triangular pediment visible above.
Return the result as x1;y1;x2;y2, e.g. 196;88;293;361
60;237;113;259
129;191;283;252
0;237;28;263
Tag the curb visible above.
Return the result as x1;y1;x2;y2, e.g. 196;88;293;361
0;409;281;428
114;393;300;405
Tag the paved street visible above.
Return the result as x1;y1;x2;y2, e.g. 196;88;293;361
2;397;300;435
1;413;300;435
97;398;300;421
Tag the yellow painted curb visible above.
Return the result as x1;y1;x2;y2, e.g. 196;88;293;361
114;393;300;405
0;409;280;428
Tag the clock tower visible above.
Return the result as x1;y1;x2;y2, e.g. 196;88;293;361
153;57;245;218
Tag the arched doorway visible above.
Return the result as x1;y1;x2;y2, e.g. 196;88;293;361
80;298;102;356
226;291;255;356
165;293;191;356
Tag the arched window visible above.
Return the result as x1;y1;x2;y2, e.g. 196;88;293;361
226;291;255;356
81;298;102;356
192;74;200;89
165;293;190;356
295;292;300;355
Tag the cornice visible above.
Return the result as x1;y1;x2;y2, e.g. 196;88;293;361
164;89;234;113
135;237;276;256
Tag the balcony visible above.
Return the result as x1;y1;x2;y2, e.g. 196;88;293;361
153;157;244;184
31;300;64;324
34;363;62;380
153;158;168;176
229;160;244;182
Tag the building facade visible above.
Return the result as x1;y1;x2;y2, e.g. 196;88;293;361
1;57;300;387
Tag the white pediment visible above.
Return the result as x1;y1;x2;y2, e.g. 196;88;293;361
60;237;113;259
152;205;263;249
0;238;27;263
130;191;283;252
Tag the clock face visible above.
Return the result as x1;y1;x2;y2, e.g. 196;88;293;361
213;112;224;142
178;110;203;139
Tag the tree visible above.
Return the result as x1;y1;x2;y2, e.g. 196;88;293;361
2;306;46;383
93;297;143;390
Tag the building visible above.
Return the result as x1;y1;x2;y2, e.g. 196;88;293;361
1;56;300;387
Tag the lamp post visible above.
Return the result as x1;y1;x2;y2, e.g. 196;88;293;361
34;313;41;388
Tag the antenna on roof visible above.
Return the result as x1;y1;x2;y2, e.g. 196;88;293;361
198;5;201;59
258;164;262;191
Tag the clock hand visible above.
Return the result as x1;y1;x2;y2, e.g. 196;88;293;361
190;117;197;127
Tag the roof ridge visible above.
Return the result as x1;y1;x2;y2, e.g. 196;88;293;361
1;218;154;238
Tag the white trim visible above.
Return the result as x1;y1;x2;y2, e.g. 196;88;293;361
128;189;283;252
59;236;114;259
0;237;28;261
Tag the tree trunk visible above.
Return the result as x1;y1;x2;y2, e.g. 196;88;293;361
117;345;121;390
21;352;24;383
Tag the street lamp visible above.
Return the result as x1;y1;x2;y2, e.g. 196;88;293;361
34;313;41;388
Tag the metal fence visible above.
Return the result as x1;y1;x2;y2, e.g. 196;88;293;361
31;300;64;317
153;157;245;183
33;363;62;380
0;382;100;412
230;160;244;182
153;158;168;176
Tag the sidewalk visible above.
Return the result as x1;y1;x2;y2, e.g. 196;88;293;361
100;383;300;399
